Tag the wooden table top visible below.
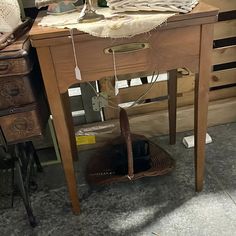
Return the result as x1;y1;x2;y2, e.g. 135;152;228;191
30;2;218;41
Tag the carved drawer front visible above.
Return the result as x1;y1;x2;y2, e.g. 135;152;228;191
0;35;32;77
0;58;32;77
0;100;48;143
0;74;35;110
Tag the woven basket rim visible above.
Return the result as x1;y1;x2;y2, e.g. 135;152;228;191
86;133;175;185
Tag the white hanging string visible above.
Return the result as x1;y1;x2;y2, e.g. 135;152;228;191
69;29;160;111
112;49;119;96
129;72;159;108
69;28;82;80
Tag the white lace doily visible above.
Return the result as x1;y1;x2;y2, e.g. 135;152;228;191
39;8;175;38
0;0;22;32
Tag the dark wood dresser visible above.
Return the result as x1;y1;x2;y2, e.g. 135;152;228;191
0;34;48;144
0;31;51;227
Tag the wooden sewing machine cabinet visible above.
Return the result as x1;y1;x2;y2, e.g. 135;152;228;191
30;2;219;213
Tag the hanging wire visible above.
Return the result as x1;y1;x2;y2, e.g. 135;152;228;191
87;71;160;111
70;28;78;68
128;72;160;108
69;28;160;111
112;49;119;95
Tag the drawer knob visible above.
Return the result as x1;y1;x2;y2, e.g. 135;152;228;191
12;118;33;132
6;87;20;97
0;62;11;75
1;82;24;99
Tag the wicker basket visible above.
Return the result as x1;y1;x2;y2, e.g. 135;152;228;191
87;108;175;185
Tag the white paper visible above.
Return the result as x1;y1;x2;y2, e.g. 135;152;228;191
75;66;82;80
183;133;212;148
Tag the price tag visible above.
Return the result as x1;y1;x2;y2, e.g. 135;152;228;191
75;66;82;80
115;78;119;95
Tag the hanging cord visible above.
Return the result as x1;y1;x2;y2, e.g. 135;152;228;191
179;67;191;76
70;28;78;68
69;28;82;80
69;29;160;110
112;49;119;95
128;71;160;108
87;71;160;110
87;81;98;97
69;28;119;110
86;81;120;110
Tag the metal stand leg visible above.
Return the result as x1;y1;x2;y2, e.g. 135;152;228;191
15;156;37;227
28;141;43;173
0;146;14;209
11;143;39;227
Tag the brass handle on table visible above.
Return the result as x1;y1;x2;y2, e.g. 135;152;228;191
104;42;150;54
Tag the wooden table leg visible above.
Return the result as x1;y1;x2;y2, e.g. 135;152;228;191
61;92;78;162
194;24;214;192
36;47;80;213
167;69;177;145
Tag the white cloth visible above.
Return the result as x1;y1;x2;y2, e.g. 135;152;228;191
0;0;22;32
107;0;199;13
182;133;213;148
39;8;175;38
112;0;198;12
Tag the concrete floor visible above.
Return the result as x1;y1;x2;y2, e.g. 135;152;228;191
1;123;236;235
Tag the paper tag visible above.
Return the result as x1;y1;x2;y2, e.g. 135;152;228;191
115;77;119;95
75;66;82;80
76;135;96;145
